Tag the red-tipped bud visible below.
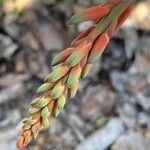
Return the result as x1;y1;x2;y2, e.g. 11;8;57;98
87;33;109;64
116;5;133;28
52;48;74;66
47;66;70;82
67;64;82;88
68;5;110;24
66;41;92;67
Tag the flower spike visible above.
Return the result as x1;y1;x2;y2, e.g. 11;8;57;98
17;0;135;148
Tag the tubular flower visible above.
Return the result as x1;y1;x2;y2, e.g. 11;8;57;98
17;0;135;148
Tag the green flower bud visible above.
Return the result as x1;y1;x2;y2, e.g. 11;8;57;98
41;107;50;118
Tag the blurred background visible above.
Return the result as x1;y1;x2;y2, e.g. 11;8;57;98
0;0;150;150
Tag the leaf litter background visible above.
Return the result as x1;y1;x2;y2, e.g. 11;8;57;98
0;0;150;150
